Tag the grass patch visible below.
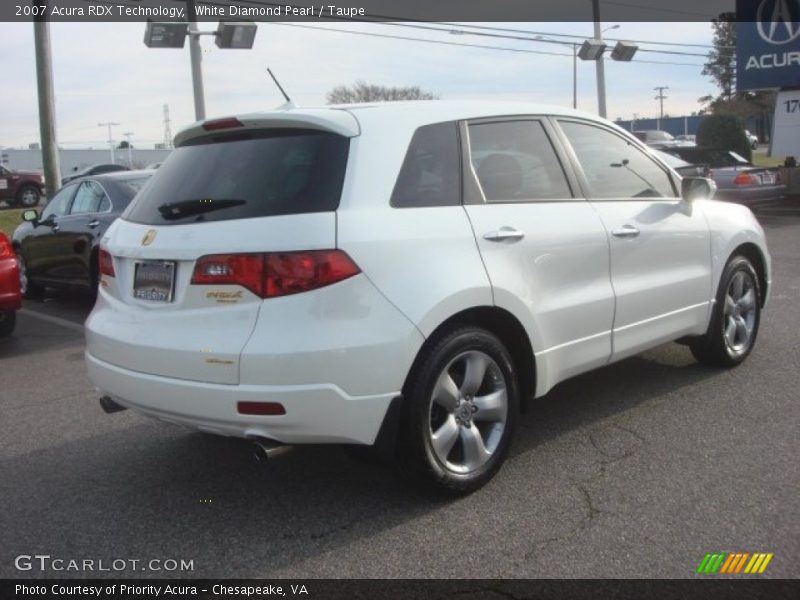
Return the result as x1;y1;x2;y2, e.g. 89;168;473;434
0;207;25;237
752;150;786;168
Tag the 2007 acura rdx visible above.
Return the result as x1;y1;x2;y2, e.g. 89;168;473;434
85;101;770;494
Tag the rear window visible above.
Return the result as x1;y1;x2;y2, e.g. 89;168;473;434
123;129;350;225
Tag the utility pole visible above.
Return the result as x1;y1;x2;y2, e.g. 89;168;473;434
185;0;206;120
572;43;577;109
592;0;606;118
654;86;669;127
33;5;61;197
98;122;119;163
123;132;134;166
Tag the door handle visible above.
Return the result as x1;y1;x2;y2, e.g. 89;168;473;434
483;227;525;242
87;220;100;228
611;225;640;238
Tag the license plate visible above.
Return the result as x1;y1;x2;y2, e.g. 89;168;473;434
763;172;776;184
133;261;175;302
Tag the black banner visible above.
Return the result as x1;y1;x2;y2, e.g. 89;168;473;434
2;0;738;23
2;579;799;600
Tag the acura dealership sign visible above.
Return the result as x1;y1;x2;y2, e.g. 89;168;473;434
737;0;800;91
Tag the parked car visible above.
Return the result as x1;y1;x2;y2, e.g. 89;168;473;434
654;145;784;204
62;163;129;185
745;130;759;149
0;232;22;337
631;129;687;147
85;102;770;495
675;134;696;143
0;165;45;208
12;170;153;297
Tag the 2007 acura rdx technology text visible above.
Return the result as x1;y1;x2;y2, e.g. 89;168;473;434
85;101;770;494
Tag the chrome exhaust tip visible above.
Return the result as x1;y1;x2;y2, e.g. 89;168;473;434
252;438;292;463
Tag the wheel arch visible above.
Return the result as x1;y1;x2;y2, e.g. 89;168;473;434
730;242;768;307
403;305;536;405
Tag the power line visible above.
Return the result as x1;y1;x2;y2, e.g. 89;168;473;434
227;0;729;53
267;22;704;67
378;21;712;57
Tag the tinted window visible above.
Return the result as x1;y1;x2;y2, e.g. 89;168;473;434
391;122;461;208
124;129;349;225
70;181;107;214
41;184;76;220
468;121;572;202
560;121;675;198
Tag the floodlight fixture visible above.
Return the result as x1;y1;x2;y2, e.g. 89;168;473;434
611;41;638;62
215;22;258;49
144;22;188;48
578;39;606;61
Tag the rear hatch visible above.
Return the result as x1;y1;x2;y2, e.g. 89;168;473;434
92;120;352;384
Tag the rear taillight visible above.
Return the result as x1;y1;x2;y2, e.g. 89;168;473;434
0;235;14;259
98;247;115;277
734;172;758;186
191;254;264;296
191;250;360;298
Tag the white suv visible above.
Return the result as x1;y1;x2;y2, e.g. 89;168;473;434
86;101;770;494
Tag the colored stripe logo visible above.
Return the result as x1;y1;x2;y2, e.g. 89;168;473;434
697;552;773;574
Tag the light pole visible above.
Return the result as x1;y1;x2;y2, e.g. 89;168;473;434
123;132;134;167
98;121;119;164
144;20;258;122
591;0;620;120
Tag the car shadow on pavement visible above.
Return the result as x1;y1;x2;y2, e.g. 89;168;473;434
0;339;724;579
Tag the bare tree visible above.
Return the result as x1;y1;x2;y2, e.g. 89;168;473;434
326;80;439;104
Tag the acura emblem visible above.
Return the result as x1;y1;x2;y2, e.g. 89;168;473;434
757;0;800;45
141;230;157;246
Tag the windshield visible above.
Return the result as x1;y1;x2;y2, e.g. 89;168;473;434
123;129;350;225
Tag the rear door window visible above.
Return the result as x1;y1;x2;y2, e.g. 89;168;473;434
468;120;572;202
123;129;350;225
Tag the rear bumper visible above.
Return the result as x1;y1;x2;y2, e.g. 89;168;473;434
86;352;397;445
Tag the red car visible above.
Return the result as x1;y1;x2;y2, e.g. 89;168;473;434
0;232;22;337
0;165;45;207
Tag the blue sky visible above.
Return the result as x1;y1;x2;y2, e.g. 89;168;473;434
0;21;717;149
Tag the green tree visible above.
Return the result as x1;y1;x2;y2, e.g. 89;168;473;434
696;114;752;161
326;81;438;104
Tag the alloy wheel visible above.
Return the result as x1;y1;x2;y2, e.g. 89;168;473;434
723;270;757;357
427;350;508;474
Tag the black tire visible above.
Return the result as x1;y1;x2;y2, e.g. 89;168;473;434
690;256;761;367
16;185;40;208
16;253;44;299
0;310;16;338
396;326;519;496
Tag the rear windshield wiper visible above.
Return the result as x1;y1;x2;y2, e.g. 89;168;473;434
157;198;246;220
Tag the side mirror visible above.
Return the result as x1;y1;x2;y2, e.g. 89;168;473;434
681;177;717;202
22;209;39;224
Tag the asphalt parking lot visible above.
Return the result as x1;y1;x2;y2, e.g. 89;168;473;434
1;200;798;580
